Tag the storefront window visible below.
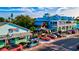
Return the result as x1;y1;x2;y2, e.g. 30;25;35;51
62;26;65;30
70;26;72;30
66;26;68;30
53;22;57;26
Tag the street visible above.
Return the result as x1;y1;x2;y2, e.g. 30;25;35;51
23;33;79;51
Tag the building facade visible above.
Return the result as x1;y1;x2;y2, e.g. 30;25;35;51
75;16;79;29
34;13;77;32
0;22;31;48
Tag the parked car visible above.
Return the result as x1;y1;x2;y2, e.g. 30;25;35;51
47;34;57;39
20;38;39;48
30;38;39;47
0;47;8;51
72;30;76;34
53;33;62;38
67;30;76;34
38;35;51;41
66;30;72;34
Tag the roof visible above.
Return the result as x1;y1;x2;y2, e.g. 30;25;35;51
50;15;74;20
35;18;49;22
61;16;73;20
34;22;44;26
8;23;29;31
0;22;30;36
35;14;74;21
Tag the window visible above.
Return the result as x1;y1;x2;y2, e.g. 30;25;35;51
52;22;57;26
70;26;72;29
62;27;65;30
8;28;19;33
50;22;53;24
58;27;61;31
8;29;13;33
66;21;71;23
66;26;69;30
59;21;65;25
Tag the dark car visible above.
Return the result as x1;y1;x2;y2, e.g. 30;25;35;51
38;35;51;41
30;38;39;47
47;34;57;39
72;30;76;34
53;33;62;38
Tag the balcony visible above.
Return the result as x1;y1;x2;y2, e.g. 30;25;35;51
58;22;76;27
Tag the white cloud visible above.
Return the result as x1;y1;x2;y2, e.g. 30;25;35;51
56;7;69;13
58;7;79;17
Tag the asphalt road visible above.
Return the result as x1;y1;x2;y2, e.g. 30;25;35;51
23;33;79;51
38;37;79;51
52;38;79;51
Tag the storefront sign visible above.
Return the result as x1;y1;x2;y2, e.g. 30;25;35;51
0;32;26;39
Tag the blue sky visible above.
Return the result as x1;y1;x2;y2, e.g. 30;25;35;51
0;7;79;18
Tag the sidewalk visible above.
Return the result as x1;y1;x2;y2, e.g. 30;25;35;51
23;43;56;51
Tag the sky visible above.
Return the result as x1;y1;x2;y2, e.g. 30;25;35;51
0;7;79;18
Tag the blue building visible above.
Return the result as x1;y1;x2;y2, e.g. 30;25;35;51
34;13;77;32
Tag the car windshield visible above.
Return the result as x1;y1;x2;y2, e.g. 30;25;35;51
54;33;60;35
53;34;57;37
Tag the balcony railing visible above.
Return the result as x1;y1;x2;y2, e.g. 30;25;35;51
58;23;76;26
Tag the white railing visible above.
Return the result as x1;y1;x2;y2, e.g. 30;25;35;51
58;23;76;27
